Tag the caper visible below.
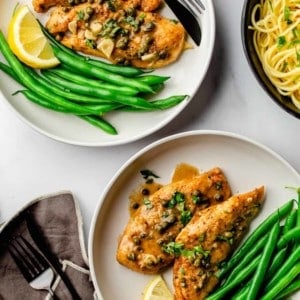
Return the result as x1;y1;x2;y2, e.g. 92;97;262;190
55;33;64;41
158;50;168;59
131;202;139;209
214;193;224;201
142;22;155;32
86;6;94;15
127;253;136;261
126;7;136;17
62;7;71;12
133;236;141;245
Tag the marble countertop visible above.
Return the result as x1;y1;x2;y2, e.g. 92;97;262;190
1;0;300;241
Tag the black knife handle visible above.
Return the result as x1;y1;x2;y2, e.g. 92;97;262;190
25;211;81;300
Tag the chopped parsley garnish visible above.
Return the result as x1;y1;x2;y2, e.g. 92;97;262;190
277;36;287;48
162;242;184;256
180;209;192;226
140;169;160;181
168;192;185;208
77;10;85;20
181;245;210;259
284;6;292;24
162;242;210;259
167;192;192;225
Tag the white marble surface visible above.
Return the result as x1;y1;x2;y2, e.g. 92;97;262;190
1;0;300;243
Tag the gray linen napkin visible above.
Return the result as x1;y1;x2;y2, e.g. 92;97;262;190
0;191;95;300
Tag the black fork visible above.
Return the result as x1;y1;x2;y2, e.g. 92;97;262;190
8;235;55;297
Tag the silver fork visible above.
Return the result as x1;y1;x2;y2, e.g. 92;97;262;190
8;235;55;297
179;0;205;17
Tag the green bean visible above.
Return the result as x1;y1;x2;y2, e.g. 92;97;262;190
264;245;300;291
216;200;294;279
137;74;170;85
119;95;187;111
45;67;139;96
246;222;281;300
24;66;118;104
265;247;288;278
231;246;288;300
39;21;147;77
283;209;297;235
277;226;300;249
42;70;154;109
0;61;21;83
220;234;269;287
16;90;74;113
0;30;99;115
18;90;119;115
15;90;117;133
260;263;300;300
27;67;114;105
231;284;249;300
79;115;117;135
51;45;153;93
206;255;261;300
276;278;300;300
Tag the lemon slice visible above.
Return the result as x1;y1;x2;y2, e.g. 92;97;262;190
7;5;59;69
142;275;174;300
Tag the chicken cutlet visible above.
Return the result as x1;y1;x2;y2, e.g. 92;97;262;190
45;2;186;68
173;186;265;300
116;167;232;274
33;0;162;13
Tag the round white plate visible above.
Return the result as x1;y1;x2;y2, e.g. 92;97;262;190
0;0;215;146
89;130;300;300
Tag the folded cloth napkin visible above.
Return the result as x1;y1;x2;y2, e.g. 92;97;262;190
0;191;95;300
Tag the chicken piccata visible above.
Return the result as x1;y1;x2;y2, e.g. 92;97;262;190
172;186;265;300
36;0;187;68
116;167;232;274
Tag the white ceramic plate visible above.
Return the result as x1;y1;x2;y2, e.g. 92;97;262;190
0;0;215;146
89;130;300;300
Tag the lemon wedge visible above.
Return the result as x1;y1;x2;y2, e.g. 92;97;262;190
7;5;59;69
142;275;174;300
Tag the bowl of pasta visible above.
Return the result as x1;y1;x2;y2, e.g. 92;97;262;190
242;0;300;118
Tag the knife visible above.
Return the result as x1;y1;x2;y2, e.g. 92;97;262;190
164;0;201;45
25;211;81;300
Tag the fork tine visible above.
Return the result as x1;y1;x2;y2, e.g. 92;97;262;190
186;0;202;15
9;236;49;280
179;0;205;17
8;235;55;297
19;236;48;272
195;0;205;10
8;243;33;282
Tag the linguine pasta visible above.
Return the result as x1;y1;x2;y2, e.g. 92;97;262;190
250;0;300;108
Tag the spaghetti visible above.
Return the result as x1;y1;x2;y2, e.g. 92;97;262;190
250;0;300;108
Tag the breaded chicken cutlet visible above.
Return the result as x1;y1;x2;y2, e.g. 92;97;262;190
173;186;265;300
38;0;186;68
116;167;232;274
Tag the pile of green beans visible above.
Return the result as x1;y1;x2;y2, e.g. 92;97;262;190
0;27;188;135
206;188;300;300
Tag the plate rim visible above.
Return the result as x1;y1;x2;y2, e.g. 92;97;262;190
88;129;300;299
